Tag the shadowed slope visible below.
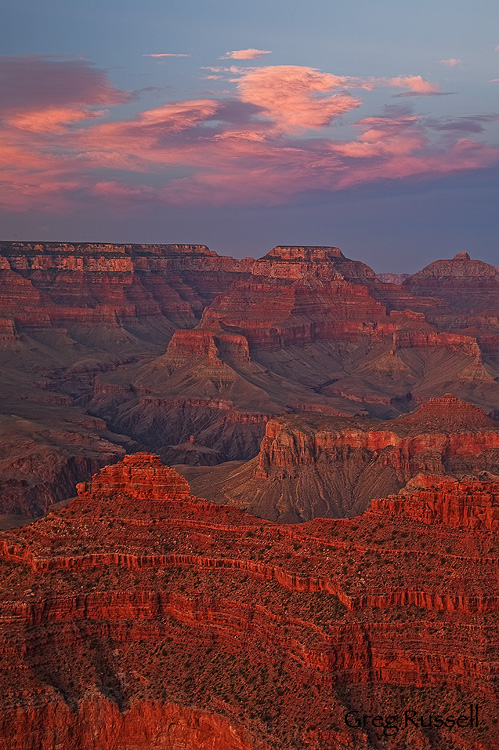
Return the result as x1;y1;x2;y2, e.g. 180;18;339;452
183;395;499;522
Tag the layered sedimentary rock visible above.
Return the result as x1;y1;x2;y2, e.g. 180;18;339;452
376;272;411;285
0;453;498;749
372;478;499;530
2;242;499;517
186;395;499;522
0;406;136;519
88;247;499;465
0;241;253;333
0;242;252;519
404;251;499;313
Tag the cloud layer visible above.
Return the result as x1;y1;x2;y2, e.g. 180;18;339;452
143;53;191;58
439;58;462;67
0;56;498;213
221;49;272;60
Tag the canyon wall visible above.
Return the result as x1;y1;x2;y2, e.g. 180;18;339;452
187;395;499;522
0;454;497;749
2;242;499;519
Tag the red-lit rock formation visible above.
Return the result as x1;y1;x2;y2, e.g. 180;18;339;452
200;275;394;350
372;478;499;530
0;454;498;749
2;241;499;518
251;244;376;283
404;251;499;313
186;395;499;522
76;452;191;499
0;241;252;333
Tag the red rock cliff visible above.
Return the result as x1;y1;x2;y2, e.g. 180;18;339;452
0;453;498;749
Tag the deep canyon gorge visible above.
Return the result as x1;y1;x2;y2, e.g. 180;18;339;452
1;241;499;748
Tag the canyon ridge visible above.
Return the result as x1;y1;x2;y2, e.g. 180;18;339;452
0;242;498;523
1;240;499;749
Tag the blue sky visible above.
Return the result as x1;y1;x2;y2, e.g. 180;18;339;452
1;0;498;270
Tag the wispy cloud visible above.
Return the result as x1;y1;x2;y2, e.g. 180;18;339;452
231;65;359;131
143;53;191;58
424;114;499;133
387;75;441;95
1;56;498;213
221;49;272;60
439;58;462;67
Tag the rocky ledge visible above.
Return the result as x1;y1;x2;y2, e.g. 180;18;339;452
0;453;498;749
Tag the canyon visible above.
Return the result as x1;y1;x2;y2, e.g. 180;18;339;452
1;241;499;520
185;394;499;522
0;453;498;749
2;240;499;748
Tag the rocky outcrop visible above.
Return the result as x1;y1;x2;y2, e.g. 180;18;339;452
76;452;191;499
252;245;376;283
0;454;498;749
2;241;499;520
392;329;482;360
189;396;499;522
404;251;499;313
0;241;253;333
164;327;251;368
0;699;265;750
372;479;499;530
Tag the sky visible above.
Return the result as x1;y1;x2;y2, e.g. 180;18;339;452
1;0;498;271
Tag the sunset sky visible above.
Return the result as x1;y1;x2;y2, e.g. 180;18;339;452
1;0;498;269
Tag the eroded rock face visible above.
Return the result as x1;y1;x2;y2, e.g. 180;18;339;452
0;453;498;749
190;396;499;522
2;241;499;518
372;478;499;530
0;241;252;330
404;251;499;313
76;452;191;499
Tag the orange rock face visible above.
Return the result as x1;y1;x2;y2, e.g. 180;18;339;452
0;453;498;749
372;479;499;530
76;452;191;499
2;241;499;522
192;395;499;522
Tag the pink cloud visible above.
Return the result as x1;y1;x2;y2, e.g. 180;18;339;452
221;49;272;60
439;58;462;67
0;56;128;136
143;53;191;58
1;56;498;213
138;100;219;129
0;56;128;114
75;98;222;171
232;65;360;132
333;114;425;158
5;106;108;133
386;75;441;95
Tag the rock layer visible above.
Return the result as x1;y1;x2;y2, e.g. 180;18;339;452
2;242;499;517
186;395;499;522
0;454;498;749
